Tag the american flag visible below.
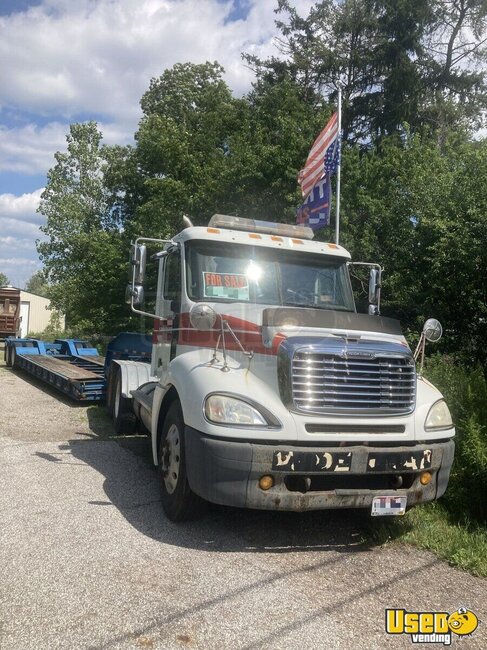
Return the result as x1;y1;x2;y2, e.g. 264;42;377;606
298;112;340;199
296;176;331;231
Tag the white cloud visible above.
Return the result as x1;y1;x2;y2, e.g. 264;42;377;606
0;255;41;288
0;0;317;286
0;1;315;120
0;236;38;250
0;0;315;175
1;1;249;119
0;218;44;239
0;188;44;222
0;121;133;175
0;257;39;267
0;123;66;175
0;189;45;285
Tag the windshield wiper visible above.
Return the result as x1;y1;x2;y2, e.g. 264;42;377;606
281;301;352;312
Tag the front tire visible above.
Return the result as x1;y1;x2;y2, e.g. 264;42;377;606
158;400;203;521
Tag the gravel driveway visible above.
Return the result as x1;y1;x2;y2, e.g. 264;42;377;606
0;358;486;649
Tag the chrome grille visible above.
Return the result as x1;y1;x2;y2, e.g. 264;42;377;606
292;350;416;414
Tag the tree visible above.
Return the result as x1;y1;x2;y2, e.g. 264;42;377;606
245;0;487;142
25;270;49;297
340;132;487;362
0;272;9;287
37;122;129;334
131;62;328;231
132;62;241;236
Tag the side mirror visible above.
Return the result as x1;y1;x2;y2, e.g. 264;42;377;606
414;318;443;375
125;283;144;306
423;318;443;343
368;267;381;315
130;243;147;284
368;268;380;304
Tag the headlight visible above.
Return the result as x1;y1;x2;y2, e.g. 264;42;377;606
425;399;453;431
205;394;273;426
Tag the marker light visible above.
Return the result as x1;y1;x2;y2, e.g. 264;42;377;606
259;476;274;491
420;472;432;486
208;214;314;240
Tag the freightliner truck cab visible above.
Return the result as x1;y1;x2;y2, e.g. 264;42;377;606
108;215;455;521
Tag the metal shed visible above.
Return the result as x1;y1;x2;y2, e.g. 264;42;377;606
0;287;65;337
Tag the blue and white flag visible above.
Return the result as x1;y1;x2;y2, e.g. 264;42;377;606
296;176;331;231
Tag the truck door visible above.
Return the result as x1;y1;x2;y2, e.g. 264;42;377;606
154;250;181;376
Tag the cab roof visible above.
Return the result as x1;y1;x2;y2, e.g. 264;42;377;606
173;226;351;260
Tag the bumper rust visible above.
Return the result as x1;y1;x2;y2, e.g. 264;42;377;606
184;427;454;512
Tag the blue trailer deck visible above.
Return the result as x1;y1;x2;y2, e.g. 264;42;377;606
4;338;106;401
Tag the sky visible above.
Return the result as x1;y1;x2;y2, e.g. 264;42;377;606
0;0;315;287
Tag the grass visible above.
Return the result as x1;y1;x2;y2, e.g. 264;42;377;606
366;502;487;577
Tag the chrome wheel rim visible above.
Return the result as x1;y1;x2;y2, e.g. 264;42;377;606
161;424;180;494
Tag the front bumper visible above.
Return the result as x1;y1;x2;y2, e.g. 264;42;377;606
185;427;455;511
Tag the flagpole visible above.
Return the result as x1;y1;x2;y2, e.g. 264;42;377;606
335;85;342;245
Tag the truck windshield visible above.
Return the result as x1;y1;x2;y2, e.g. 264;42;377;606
185;241;355;312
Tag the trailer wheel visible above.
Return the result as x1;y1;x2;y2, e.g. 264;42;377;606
158;400;203;521
112;366;136;435
7;345;15;368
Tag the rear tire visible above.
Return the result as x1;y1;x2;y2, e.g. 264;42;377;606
5;345;11;367
158;400;204;521
112;365;136;435
106;364;116;417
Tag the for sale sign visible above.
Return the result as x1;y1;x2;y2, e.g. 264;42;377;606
202;272;250;300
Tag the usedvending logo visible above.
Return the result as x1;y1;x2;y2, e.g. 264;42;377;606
385;607;479;645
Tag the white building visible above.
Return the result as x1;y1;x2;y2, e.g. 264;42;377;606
7;288;65;338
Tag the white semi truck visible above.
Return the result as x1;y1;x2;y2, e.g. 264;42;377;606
107;215;455;521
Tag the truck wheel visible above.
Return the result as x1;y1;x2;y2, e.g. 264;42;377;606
112;366;136;435
106;364;116;416
158;400;203;521
5;345;11;367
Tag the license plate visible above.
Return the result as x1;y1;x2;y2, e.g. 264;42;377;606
367;449;432;473
272;450;352;473
371;496;407;516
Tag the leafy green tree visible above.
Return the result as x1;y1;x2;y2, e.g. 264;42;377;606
0;272;9;287
132;62;241;236
130;62;327;231
246;0;487;141
24;270;49;296
341;133;487;362
37;122;129;334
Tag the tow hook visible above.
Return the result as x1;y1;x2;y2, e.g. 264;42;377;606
296;477;312;493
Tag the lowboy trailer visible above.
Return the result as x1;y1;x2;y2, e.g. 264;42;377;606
4;333;152;402
4;337;106;401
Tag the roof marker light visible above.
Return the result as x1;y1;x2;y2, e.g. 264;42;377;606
208;214;314;240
